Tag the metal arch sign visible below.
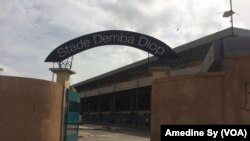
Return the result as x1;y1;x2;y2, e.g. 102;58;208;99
45;30;178;62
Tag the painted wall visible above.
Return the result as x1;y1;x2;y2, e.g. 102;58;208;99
151;56;250;141
0;76;63;141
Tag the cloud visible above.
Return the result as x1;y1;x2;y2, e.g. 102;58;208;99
0;64;21;76
70;46;147;83
0;0;250;84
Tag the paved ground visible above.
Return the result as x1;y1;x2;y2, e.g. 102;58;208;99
78;124;150;141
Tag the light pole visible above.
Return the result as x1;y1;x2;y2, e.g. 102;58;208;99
223;0;235;35
230;0;234;35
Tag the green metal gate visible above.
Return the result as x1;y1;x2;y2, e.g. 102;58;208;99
65;89;80;141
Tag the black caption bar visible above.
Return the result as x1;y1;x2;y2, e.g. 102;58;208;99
161;125;250;141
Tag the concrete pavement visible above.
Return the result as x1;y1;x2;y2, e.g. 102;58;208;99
78;124;150;141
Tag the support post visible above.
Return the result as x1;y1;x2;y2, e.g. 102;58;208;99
49;68;76;141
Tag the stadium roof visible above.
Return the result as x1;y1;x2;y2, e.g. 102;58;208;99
73;27;250;90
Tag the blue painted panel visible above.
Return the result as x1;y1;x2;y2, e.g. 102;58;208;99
67;89;80;102
65;89;80;141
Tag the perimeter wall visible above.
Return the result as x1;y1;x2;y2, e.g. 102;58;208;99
0;76;63;141
151;56;250;141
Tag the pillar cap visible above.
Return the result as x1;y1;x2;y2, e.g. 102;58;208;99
49;68;76;75
149;66;171;72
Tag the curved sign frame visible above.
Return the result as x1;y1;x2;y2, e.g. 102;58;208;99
45;30;178;62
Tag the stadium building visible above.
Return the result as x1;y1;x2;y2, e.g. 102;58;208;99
73;27;250;127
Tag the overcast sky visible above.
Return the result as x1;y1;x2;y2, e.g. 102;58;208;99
1;0;250;84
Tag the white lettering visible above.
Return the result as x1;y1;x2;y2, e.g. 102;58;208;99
238;129;244;137
165;129;172;136
223;129;245;137
207;129;218;138
76;39;90;49
128;36;134;44
109;34;120;42
93;34;135;45
57;39;90;57
83;39;90;47
149;43;158;51
164;129;204;137
138;36;165;55
138;36;148;47
120;34;127;43
103;35;109;43
57;47;67;57
94;35;102;44
155;47;165;55
64;46;71;54
56;33;167;59
76;40;84;49
70;44;77;52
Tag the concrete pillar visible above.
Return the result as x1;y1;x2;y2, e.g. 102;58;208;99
49;68;75;141
130;93;135;112
149;67;170;140
149;67;171;80
111;93;116;123
50;68;75;88
111;85;116;123
98;89;102;122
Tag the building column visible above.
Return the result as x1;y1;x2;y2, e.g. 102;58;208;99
130;92;135;112
111;93;116;123
98;89;102;122
110;84;117;123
